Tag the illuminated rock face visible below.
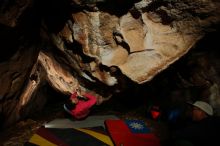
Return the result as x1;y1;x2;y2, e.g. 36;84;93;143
53;0;220;85
0;0;220;127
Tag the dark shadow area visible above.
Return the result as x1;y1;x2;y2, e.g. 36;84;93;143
0;24;19;62
36;0;72;33
0;1;41;62
96;0;139;17
191;24;220;53
25;83;68;121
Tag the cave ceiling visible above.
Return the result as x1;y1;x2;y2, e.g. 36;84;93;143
0;0;220;127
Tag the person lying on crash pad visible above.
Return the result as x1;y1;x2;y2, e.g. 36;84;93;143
163;100;220;146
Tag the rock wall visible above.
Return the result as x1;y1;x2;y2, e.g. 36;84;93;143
0;0;220;127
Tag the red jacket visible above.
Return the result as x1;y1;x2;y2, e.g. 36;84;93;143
69;92;97;119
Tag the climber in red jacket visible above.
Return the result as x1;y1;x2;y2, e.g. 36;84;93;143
64;88;97;119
